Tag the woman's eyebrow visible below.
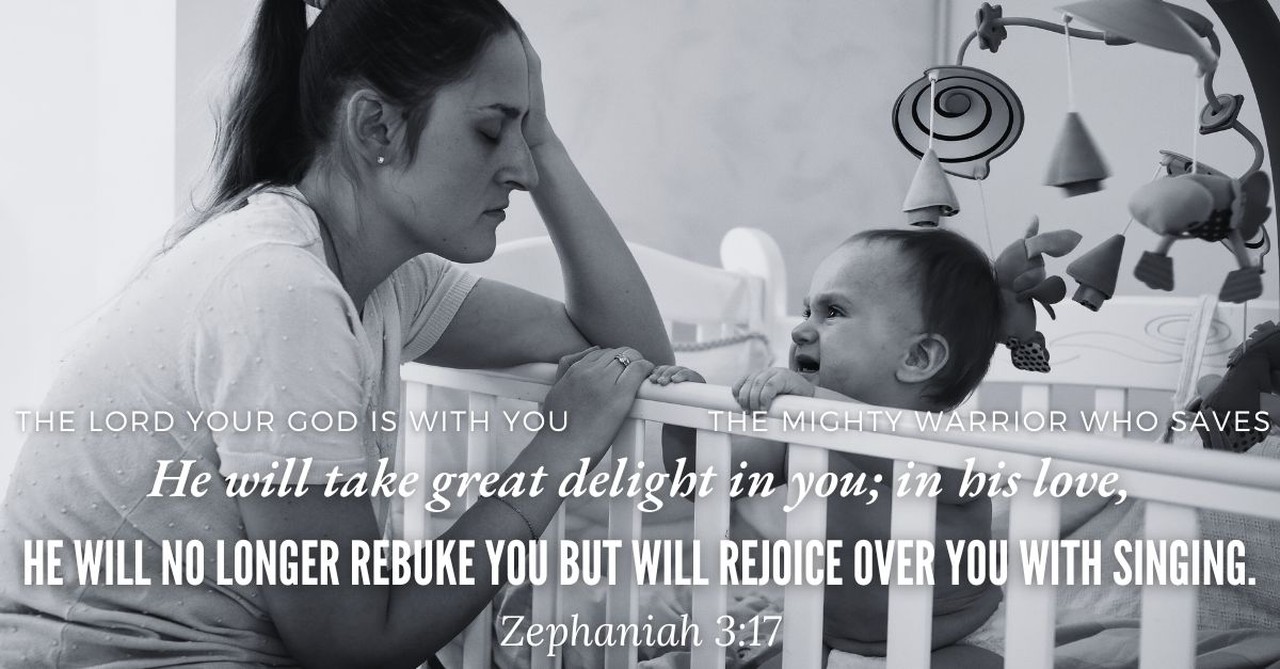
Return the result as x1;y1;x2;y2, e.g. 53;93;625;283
478;103;524;119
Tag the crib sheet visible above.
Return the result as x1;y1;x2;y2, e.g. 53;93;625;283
1045;432;1280;667
1054;622;1280;668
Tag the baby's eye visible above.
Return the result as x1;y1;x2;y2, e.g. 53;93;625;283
827;306;842;318
801;307;811;318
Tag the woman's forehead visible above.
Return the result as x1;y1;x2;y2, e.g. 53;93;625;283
452;31;529;109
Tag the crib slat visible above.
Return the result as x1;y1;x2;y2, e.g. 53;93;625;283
400;382;431;669
461;393;498;669
690;430;732;669
1002;479;1060;669
885;458;937;669
782;444;827;669
530;507;566;669
402;382;430;540
534;413;571;669
1093;388;1127;437
603;419;645;669
1138;502;1199;669
465;393;499;483
1021;384;1050;414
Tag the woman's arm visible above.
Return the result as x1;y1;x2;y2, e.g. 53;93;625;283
520;34;671;366
421;36;671;370
418;279;593;368
527;138;673;365
240;434;576;669
414;145;680;370
240;348;654;668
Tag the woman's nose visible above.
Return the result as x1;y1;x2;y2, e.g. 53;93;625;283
502;132;540;191
792;321;817;345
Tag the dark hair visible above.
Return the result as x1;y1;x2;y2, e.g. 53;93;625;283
205;0;519;216
846;228;1002;410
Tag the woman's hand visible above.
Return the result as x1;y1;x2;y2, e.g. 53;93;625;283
732;367;816;412
512;29;674;366
518;31;557;151
541;347;653;462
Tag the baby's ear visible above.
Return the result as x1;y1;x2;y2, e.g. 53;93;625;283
897;333;950;384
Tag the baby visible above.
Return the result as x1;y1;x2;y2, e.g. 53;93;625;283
653;228;1005;668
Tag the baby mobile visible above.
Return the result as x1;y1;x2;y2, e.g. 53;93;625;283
893;0;1274;379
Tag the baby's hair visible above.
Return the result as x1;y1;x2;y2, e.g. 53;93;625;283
844;228;1002;410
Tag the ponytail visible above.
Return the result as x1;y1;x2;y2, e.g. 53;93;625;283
179;0;518;242
211;0;310;208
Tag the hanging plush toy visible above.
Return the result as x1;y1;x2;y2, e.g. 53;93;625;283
994;217;1083;372
1131;169;1272;302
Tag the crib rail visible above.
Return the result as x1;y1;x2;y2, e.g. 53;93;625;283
401;362;1280;669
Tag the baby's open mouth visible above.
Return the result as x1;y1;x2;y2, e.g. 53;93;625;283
794;353;820;374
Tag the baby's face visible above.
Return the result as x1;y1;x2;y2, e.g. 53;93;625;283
791;241;925;406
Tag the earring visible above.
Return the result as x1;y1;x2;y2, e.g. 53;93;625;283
376;156;385;165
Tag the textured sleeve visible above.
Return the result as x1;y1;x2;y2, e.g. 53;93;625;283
188;245;370;483
392;253;479;362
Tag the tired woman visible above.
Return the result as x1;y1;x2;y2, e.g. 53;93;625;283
0;1;672;666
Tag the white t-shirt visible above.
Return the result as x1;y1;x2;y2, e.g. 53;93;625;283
0;187;477;667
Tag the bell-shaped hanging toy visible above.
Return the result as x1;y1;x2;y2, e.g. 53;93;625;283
1066;233;1126;311
1045;112;1111;196
903;149;960;226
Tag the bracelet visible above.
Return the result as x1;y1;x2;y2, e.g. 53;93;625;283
492;496;538;541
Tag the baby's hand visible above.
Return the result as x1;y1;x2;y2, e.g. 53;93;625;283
732;367;815;412
648;364;706;386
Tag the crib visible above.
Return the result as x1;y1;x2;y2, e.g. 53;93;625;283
397;228;1280;669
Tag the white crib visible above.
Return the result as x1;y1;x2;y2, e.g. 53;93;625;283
399;229;1280;669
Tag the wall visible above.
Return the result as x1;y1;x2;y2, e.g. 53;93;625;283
168;0;938;308
498;0;937;308
1;1;936;496
175;0;258;214
1;1;176;497
167;0;1280;306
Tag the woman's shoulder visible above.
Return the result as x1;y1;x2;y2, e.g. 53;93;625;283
194;186;322;248
126;191;344;336
163;188;331;282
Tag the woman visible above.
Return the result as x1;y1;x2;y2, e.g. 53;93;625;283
0;0;672;666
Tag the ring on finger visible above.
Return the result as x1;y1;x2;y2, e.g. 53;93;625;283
614;353;631;368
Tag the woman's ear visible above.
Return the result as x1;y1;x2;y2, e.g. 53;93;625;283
897;333;950;384
341;88;397;168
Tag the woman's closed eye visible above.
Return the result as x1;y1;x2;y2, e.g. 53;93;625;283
476;122;502;143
